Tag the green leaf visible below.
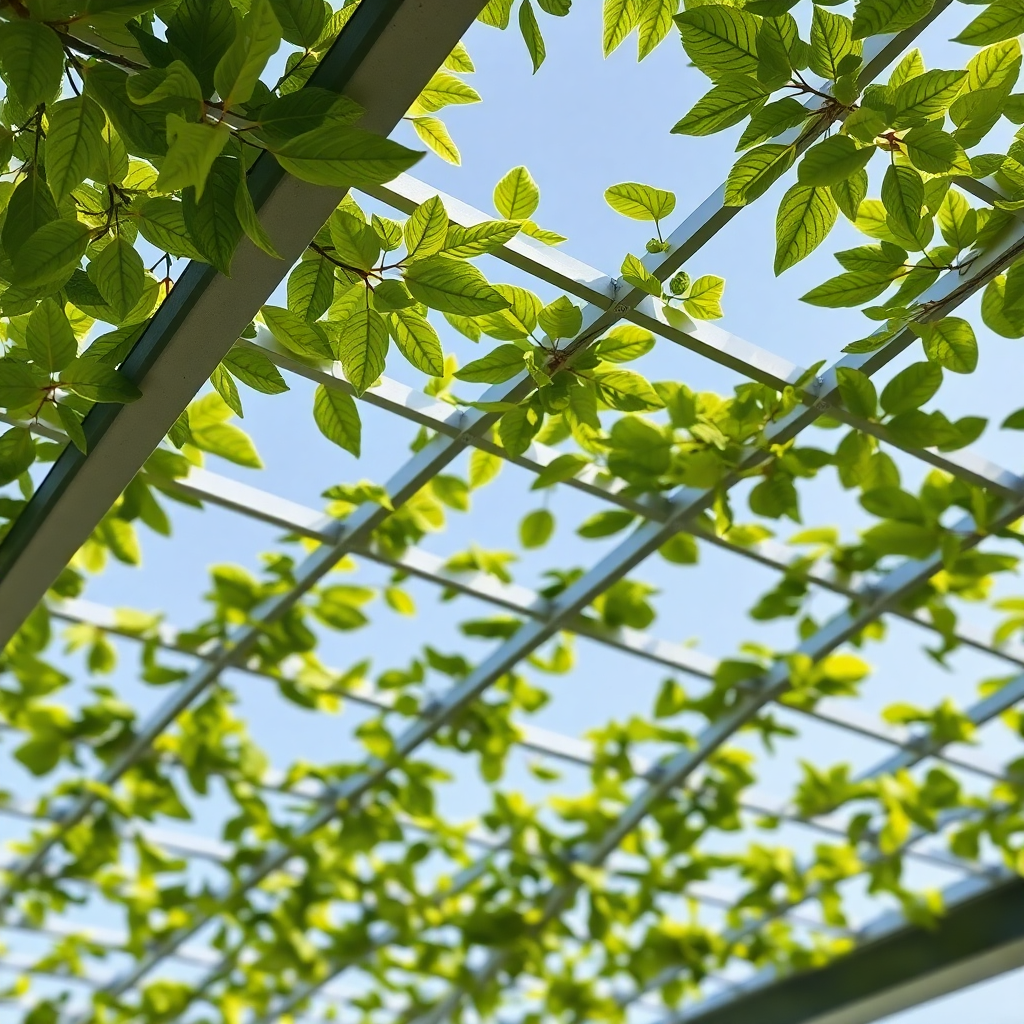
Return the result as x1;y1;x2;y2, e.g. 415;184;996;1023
724;144;795;206
494;166;540;220
45;97;106;203
134;197;205;261
0;427;35;487
190;421;262;467
832;169;868;221
892;69;966;126
157;118;232;199
852;0;934;39
579;509;636;538
223;346;289;394
262;304;332;359
520;508;554;548
604;181;676;221
411;71;482;114
880;360;942;415
183;155;243;276
801;271;892;306
910;317;978;373
499;403;540;457
215;0;282;109
604;0;641;55
166;0;238;96
313;384;360;456
538;296;583;340
775;184;838;275
405;256;510;316
595;325;655;363
836;366;878;418
861;519;938;557
254;88;362;145
441;220;520;258
26;298;77;373
737;98;809;150
211;362;243;417
269;0;326;48
3;170;57;259
835;241;908;276
0;19;63;110
937;190;977;250
405;196;449;259
955;0;1024;46
674;5;759;80
519;0;546;72
272;126;422;187
682;275;725;319
902;123;971;174
639;0;678;58
469;448;502;489
809;6;856;80
88;237;145;323
126;60;204;118
234;171;281;260
591;367;664;411
288;255;335;321
455;344;525;384
672;75;767;136
0;361;42;409
881;164;923;237
409;116;461;165
330;210;381;271
620;253;663;296
386;308;444;377
59;358;142;403
338;306;388;394
56;402;87;453
798;135;875;187
12;219;91;290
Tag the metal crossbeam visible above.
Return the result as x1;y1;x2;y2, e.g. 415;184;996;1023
667;871;1024;1024
0;0;489;646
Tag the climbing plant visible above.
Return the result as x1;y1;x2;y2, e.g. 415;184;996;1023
1;2;1024;1024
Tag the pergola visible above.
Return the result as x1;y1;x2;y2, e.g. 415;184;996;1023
0;3;1023;1024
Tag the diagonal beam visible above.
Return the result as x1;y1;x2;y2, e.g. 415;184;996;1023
667;871;1024;1024
0;0;488;650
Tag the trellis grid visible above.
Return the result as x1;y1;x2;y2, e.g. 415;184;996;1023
1;3;1024;1024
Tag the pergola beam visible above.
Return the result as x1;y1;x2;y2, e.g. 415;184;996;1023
0;0;488;649
671;872;1024;1024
